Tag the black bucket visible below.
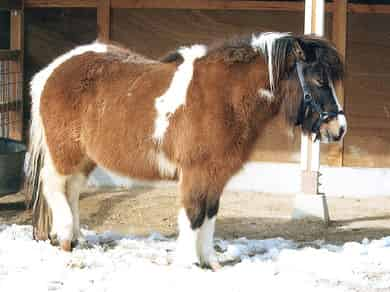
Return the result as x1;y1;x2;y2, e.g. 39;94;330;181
0;138;26;195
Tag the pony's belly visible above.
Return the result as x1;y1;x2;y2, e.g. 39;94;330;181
88;146;178;182
88;166;177;190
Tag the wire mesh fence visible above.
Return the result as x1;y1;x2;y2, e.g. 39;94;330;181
0;59;23;140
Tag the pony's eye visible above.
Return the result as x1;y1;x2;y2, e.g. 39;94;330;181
314;79;326;88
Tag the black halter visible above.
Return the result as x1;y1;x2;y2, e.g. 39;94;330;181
295;61;343;140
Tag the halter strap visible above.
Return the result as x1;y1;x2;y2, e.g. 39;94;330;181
295;61;343;141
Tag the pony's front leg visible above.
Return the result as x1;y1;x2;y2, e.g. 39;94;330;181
175;202;221;270
198;211;221;270
175;208;201;267
174;169;222;270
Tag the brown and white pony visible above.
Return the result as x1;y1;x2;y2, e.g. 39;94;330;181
25;32;346;269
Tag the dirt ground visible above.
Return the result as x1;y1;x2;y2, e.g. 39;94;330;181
1;186;390;245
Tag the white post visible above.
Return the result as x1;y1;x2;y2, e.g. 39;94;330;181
292;0;329;223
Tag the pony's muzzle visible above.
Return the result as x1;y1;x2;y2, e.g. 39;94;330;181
320;113;347;143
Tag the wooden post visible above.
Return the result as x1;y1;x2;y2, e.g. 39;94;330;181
97;0;110;42
293;0;329;223
9;4;24;141
302;0;323;195
328;0;347;167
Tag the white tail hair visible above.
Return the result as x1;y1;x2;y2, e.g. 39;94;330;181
25;42;108;238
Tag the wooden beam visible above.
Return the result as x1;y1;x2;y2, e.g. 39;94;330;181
327;0;347;167
24;0;97;8
301;0;322;192
333;1;347;72
0;0;23;10
348;3;390;14
0;50;20;61
294;0;329;223
23;0;390;14
97;0;110;42
110;0;304;11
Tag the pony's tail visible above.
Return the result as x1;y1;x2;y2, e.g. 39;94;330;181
24;72;52;240
24;149;51;240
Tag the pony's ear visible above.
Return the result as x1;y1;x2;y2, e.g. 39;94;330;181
286;39;306;71
296;37;318;63
223;47;257;64
292;40;306;62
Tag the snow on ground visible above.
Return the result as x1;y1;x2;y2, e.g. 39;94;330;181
1;225;390;292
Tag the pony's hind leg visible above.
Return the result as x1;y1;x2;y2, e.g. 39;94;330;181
66;173;88;245
40;156;73;251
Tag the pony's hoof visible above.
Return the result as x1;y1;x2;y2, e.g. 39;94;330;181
60;240;72;252
71;237;92;249
71;239;79;249
209;261;222;271
49;234;60;246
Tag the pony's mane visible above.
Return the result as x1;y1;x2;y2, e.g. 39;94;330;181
160;32;343;95
209;32;343;89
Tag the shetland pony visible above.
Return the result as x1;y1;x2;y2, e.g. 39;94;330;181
25;32;346;269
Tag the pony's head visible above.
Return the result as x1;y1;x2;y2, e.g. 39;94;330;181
252;33;347;143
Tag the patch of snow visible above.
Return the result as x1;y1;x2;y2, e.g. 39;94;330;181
2;224;390;292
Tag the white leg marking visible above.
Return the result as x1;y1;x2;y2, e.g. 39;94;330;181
41;156;73;242
67;173;87;241
153;45;207;142
198;216;219;268
174;208;199;267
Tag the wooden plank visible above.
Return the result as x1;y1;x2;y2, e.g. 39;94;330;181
0;50;20;60
97;0;110;42
0;0;22;10
24;0;97;8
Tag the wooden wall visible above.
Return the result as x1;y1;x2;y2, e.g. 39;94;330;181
23;8;390;168
24;8;96;86
343;13;390;167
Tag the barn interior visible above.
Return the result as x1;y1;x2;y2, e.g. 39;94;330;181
1;0;390;242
